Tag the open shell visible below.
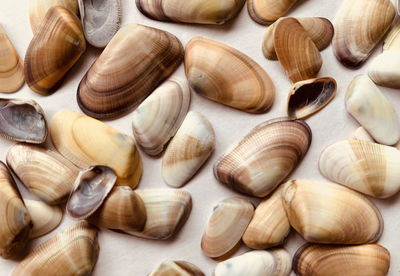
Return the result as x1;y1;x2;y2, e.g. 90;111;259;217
247;0;297;25
149;260;204;276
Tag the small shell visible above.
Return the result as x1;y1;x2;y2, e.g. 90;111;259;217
383;21;400;51
352;126;375;142
282;179;383;244
6;143;79;205
345;75;400;145
319;139;400;198
24;200;62;239
242;185;290;250
12;221;99;276
294;243;390;276
162;111;215;188
132;77;191;156
149;260;205;276
214;117;311;198
247;0;297;24
185;36;275;113
214;249;291;276
369;51;400;88
201;197;254;259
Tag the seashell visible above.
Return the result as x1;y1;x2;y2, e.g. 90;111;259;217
185;36;275;113
12;221;99;276
162;111;215;188
0;162;32;259
274;17;322;83
282;179;383;244
6;143;79;205
287;77;336;120
132;77;190;156
201;197;254;259
383;21;400;51
0;98;47;144
136;0;245;25
78;0;121;48
332;0;395;67
125;189;192;240
214;117;311;198
0;25;24;93
24;6;85;95
214;249;291;276
29;0;79;34
319;139;400;198
149;260;205;276
368;51;400;88
242;185;290;250
262;17;334;60
24;199;62;239
77;23;183;120
294;243;390;276
87;186;147;233
352;126;375;142
397;0;400;15
67;166;117;220
50;110;142;189
345;75;400;145
247;0;297;25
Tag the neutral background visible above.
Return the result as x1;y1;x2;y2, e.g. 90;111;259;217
1;0;400;275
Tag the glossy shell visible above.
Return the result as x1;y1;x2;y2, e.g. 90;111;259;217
149;260;204;276
247;0;297;24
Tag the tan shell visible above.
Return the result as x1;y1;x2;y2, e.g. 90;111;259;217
294;243;390;276
247;0;297;24
50;110;142;189
214;117;311;198
201;197;254;259
383;21;400;51
149;260;205;276
185;36;275;113
282;179;383;244
12;221;99;276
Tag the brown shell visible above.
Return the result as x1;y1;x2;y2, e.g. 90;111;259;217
149;260;205;276
248;0;297;25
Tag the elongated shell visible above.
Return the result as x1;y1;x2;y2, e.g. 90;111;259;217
136;0;245;24
50;110;142;189
333;0;395;67
132;77;191;156
162;111;215;188
294;243;390;276
77;24;183;119
383;21;400;51
282;179;383;244
12;221;99;276
368;50;400;88
345;75;400;146
214;117;311;198
149;260;205;276
214;249;291;276
242;185;290;250
248;0;297;24
352;126;375;142
319;139;400;198
201;197;254;258
0;162;31;259
6;143;79;205
185;36;275;113
25;6;85;95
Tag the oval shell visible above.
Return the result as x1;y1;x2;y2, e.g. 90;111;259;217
247;0;297;24
149;260;205;276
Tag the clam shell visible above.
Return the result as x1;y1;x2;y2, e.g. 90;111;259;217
125;189;192;240
294;243;390;276
0;25;24;93
287;77;336;120
24;199;62;239
185;36;275;113
78;0;121;48
25;6;85;95
201;197;254;259
0;162;32;259
132;77;191;156
282;179;383;244
332;0;395;67
242;185;290;250
214;249;291;276
12;221;99;276
319;139;400;198
67;166;117;220
345;75;400;145
149;260;204;276
162;111;215;188
6;143;79;205
368;51;400;88
247;0;297;25
50;110;142;189
274;17;322;83
214;117;311;198
352;126;375;142
77;23;183;120
0;98;47;144
383;21;400;51
136;0;245;24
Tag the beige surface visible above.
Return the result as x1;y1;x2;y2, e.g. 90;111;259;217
1;0;400;275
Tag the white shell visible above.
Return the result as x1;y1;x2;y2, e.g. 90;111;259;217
369;51;400;88
352;127;375;142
